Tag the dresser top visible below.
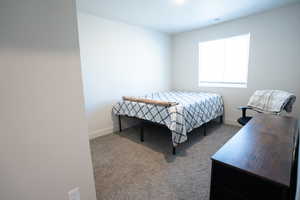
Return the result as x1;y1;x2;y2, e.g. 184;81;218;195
212;114;298;187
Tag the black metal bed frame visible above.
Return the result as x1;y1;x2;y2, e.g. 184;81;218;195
118;115;223;155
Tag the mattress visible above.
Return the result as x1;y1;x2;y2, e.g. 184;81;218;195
112;91;224;146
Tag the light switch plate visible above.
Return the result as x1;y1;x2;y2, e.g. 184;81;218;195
68;187;80;200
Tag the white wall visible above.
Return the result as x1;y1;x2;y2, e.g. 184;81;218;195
0;1;96;200
172;4;300;124
77;12;171;138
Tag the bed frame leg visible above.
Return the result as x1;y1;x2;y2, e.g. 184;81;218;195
172;146;176;155
220;115;223;124
140;126;144;142
203;123;207;136
118;115;122;132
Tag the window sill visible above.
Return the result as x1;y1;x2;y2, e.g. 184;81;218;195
198;82;247;88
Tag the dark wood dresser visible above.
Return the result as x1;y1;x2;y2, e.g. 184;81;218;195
210;114;299;200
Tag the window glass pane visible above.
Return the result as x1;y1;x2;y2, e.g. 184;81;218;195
223;34;250;83
199;39;225;82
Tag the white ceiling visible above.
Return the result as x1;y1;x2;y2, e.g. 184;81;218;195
77;0;299;34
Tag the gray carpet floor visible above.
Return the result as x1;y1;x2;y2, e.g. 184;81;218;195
90;122;240;200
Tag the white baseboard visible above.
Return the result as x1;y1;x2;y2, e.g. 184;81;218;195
89;127;114;140
224;119;241;127
88;118;240;140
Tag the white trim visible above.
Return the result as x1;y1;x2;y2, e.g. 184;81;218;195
199;82;247;88
88;119;241;140
89;127;114;140
224;119;242;127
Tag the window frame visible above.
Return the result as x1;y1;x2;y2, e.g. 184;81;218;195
198;33;250;88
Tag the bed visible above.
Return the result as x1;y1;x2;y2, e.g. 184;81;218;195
112;91;224;154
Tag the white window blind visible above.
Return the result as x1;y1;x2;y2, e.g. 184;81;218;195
198;33;250;88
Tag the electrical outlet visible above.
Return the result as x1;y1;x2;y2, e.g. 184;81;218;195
68;187;80;200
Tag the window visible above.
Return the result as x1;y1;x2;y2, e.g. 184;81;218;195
198;34;250;88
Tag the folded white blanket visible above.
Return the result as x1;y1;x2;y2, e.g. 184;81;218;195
247;90;296;114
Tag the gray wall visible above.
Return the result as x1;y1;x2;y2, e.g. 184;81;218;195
0;0;96;200
171;4;300;125
77;12;171;138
